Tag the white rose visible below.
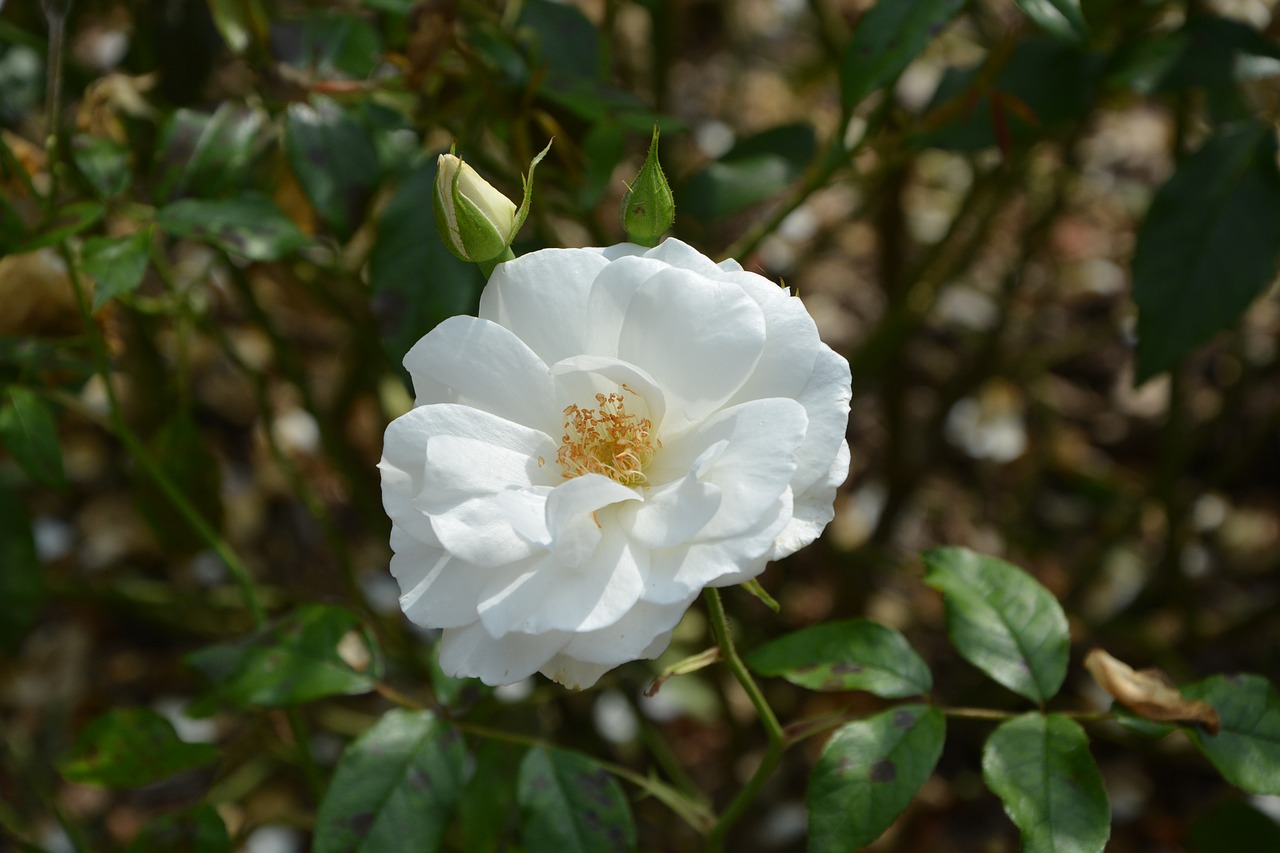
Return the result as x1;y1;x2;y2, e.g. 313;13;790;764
380;238;851;689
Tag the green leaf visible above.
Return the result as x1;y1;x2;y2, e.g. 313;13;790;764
517;747;637;853
285;97;381;241
840;0;966;111
126;804;232;853
1132;120;1280;382
20;201;104;252
157;195;309;260
808;704;945;852
457;741;522;853
81;229;152;309
1188;799;1280;853
1013;0;1088;43
746;619;931;698
1111;703;1176;740
982;713;1110;853
1158;15;1280;94
922;547;1069;703
154;104;273;201
206;0;268;54
917;39;1104;150
71;134;131;198
680;123;816;222
369;160;483;374
283;10;383;79
185;603;380;711
0;482;43;652
0;386;66;488
1182;674;1280;795
58;708;219;788
130;413;222;556
314;709;466;853
519;0;601;81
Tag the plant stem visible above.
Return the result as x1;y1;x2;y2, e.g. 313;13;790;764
703;588;786;851
58;246;268;627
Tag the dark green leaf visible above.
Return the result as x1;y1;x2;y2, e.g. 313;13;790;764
0;482;43;651
157;195;309;260
680;123;816;222
1188;799;1280;853
1182;674;1280;795
130;413;222;555
58;708;218;788
278;11;382;79
285;97;380;241
154;104;273;201
922;547;1069;703
314;710;466;853
369;159;483;375
1013;0;1088;43
71;134;130;198
186;603;380;711
841;0;966;111
917;39;1104;150
518;747;637;853
206;0;268;54
20;201;104;251
1111;703;1176;740
746;619;931;698
1133;120;1280;382
457;741;522;853
519;0;600;81
1158;15;1280;93
126;804;232;853
808;705;945;852
0;386;65;488
983;713;1110;853
82;229;152;309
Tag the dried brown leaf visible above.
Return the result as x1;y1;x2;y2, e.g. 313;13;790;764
1085;648;1220;734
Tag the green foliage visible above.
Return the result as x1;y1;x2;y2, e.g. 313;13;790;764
370;159;484;370
0;482;43;651
0;386;66;488
1182;674;1280;795
747;618;932;697
982;713;1110;853
314;710;466;853
808;705;946;853
517;747;637;853
923;547;1070;704
1014;0;1089;43
58;708;219;788
156;195;310;260
6;1;1280;850
285;97;381;241
840;0;967;111
680;124;816;222
81;228;152;309
186;604;380;712
125;804;231;853
1132;120;1280;382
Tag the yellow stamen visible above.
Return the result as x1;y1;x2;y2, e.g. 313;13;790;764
557;392;659;485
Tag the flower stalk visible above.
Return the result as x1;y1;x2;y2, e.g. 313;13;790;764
703;588;786;850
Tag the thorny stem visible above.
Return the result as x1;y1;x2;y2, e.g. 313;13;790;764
703;588;786;851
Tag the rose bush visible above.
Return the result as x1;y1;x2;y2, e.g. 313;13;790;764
380;238;851;688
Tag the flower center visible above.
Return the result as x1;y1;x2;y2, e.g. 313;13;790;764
557;392;659;486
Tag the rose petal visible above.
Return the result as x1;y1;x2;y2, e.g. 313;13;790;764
480;248;610;364
404;315;561;435
617;268;767;431
789;344;853;497
438;622;568;686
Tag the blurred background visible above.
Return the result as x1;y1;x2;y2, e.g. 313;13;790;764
1;0;1279;850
